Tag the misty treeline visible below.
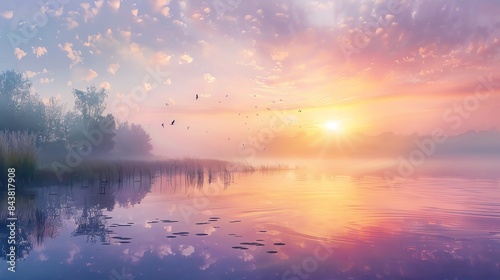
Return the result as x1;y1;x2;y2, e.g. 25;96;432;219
0;69;153;162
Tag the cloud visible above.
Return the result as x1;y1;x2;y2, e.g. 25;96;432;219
172;19;184;26
58;42;82;67
192;13;203;20
64;17;79;29
271;51;289;61
39;77;54;84
14;48;27;60
151;51;171;65
203;73;216;83
100;81;111;90
107;63;120;75
83;33;102;47
144;81;152;91
179;54;193;64
1;10;14;19
25;71;37;78
82;68;98;81
161;6;170;17
32;46;48;58
108;0;120;11
80;0;104;22
150;0;171;16
119;29;132;40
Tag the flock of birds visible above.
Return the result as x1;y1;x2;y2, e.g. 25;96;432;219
160;93;302;133
162;94;198;129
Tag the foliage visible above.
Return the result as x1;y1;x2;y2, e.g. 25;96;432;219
40;96;66;143
73;85;107;123
114;122;153;156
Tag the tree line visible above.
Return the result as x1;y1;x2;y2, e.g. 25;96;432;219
0;69;153;161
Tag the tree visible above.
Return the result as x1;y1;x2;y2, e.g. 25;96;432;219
114;122;153;156
0;70;46;136
73;85;107;124
69;85;116;156
41;97;65;143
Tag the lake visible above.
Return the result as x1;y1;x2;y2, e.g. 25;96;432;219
1;169;499;280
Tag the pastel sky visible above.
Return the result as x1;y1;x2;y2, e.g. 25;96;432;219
0;0;499;158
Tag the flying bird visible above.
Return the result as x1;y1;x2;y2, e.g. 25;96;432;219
187;126;190;130
162;123;164;128
196;94;199;100
165;103;169;106
171;120;175;125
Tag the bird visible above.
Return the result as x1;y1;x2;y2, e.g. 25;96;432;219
165;103;169;106
187;126;190;130
298;110;302;112
171;120;175;125
162;123;165;128
226;94;228;97
196;94;199;100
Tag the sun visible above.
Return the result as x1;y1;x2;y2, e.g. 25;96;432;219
325;121;341;132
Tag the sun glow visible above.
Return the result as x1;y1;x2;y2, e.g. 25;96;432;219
325;121;341;132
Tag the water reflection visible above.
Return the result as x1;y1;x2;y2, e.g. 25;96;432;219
0;169;499;279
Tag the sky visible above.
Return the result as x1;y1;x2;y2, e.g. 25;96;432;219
0;0;499;159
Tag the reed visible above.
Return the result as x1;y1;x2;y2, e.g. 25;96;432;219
0;130;38;181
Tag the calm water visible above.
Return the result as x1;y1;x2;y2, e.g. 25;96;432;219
1;170;500;280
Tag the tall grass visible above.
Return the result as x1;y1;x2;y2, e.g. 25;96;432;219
0;130;38;181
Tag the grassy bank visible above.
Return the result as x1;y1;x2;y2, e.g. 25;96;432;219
34;157;291;186
0;131;38;182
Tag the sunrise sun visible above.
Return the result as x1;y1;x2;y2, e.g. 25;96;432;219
325;121;341;132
